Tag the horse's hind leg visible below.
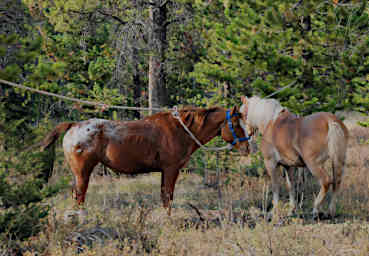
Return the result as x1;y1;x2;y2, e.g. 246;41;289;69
66;154;98;206
328;158;345;217
304;159;330;217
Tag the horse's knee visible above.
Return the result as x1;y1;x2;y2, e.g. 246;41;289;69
72;177;89;204
73;187;86;205
308;165;330;189
320;180;330;192
161;188;169;204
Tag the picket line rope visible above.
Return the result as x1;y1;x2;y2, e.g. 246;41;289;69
0;78;297;109
1;78;295;152
0;79;171;112
0;78;233;151
264;80;297;98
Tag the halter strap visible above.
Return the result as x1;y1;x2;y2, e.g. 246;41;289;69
226;110;250;145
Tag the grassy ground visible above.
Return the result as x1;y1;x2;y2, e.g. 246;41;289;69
11;124;369;255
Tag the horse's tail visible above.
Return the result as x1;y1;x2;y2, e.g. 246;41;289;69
41;122;75;151
327;120;348;163
327;119;348;190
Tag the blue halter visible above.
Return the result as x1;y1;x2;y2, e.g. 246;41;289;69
226;110;250;146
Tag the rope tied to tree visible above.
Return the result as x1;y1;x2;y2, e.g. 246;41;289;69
0;79;171;112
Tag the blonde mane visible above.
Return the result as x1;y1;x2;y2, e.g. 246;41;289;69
245;96;285;133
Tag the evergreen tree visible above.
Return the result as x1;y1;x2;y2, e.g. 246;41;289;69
191;0;369;115
0;0;66;244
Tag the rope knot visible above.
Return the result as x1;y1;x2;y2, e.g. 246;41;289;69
172;106;180;118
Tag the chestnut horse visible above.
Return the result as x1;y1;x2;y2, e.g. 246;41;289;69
41;106;250;215
240;96;349;217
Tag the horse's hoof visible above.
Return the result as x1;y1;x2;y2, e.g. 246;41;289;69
264;212;273;222
328;211;337;219
64;210;79;223
77;209;88;216
64;209;88;224
312;212;329;221
312;212;319;221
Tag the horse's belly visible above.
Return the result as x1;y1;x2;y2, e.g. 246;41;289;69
103;160;159;175
273;133;304;167
277;148;304;167
279;156;304;167
103;142;160;174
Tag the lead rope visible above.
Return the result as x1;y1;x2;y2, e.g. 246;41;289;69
171;106;233;152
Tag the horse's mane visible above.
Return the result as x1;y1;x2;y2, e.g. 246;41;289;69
179;106;222;116
247;96;285;131
178;106;223;127
145;106;223;126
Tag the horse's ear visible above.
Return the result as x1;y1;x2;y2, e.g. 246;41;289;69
241;96;248;105
230;106;238;117
183;112;194;127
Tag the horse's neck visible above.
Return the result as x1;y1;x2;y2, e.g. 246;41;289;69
186;110;224;147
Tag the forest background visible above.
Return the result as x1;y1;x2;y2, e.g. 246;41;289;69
1;0;369;253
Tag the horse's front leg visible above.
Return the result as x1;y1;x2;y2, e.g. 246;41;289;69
161;168;180;216
261;141;279;217
265;160;279;211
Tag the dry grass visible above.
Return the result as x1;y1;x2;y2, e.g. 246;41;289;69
8;124;369;256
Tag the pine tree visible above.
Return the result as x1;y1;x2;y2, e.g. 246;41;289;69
191;0;369;115
0;0;66;244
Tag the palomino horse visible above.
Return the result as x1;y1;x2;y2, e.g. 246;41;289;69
41;106;250;215
240;96;349;217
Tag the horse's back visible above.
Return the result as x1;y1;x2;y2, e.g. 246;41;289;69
268;111;348;166
61;118;166;174
297;112;348;161
300;112;348;138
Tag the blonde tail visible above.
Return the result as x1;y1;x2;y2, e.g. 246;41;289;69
327;121;347;190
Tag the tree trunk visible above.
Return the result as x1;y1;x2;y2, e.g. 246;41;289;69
132;47;142;119
148;1;168;115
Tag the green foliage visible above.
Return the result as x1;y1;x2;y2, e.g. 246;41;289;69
243;151;265;177
0;1;67;243
358;119;369;128
191;0;369;114
0;204;49;241
0;121;69;241
0;33;41;82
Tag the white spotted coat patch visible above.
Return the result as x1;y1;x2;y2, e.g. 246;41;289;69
63;119;121;154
